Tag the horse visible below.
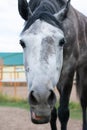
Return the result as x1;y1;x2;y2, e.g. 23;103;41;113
18;0;87;130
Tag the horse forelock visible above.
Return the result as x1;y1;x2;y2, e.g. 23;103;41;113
21;0;65;33
22;12;63;33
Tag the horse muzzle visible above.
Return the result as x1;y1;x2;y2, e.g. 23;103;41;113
28;85;57;124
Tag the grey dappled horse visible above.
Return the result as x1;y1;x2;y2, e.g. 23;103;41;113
18;0;87;130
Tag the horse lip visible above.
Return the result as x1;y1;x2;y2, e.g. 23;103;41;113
31;111;50;124
32;112;44;120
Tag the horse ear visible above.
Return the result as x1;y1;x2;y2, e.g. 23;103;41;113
18;0;32;21
54;0;71;21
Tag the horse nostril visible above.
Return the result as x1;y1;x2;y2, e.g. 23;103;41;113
48;90;56;106
29;91;39;105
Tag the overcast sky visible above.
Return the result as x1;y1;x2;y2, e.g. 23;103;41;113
0;0;87;52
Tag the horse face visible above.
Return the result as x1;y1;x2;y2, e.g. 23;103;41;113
20;19;65;124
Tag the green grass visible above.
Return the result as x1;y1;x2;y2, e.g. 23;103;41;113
0;93;29;110
0;93;82;120
69;102;82;119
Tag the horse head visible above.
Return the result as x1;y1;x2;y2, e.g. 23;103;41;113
18;0;71;124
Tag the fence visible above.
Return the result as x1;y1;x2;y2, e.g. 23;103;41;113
0;65;28;99
0;64;77;100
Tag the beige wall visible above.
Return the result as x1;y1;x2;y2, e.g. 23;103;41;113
2;66;26;81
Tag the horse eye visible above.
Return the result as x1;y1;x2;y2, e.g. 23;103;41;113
59;38;65;47
20;40;26;48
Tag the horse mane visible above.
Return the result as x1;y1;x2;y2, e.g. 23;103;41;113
29;0;66;13
22;0;65;32
29;0;42;12
22;11;63;32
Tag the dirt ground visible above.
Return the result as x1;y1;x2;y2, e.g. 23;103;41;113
0;107;82;130
0;84;82;130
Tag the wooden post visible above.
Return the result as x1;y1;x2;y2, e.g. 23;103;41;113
0;66;2;92
14;66;17;97
10;72;12;86
17;70;19;86
0;59;3;93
